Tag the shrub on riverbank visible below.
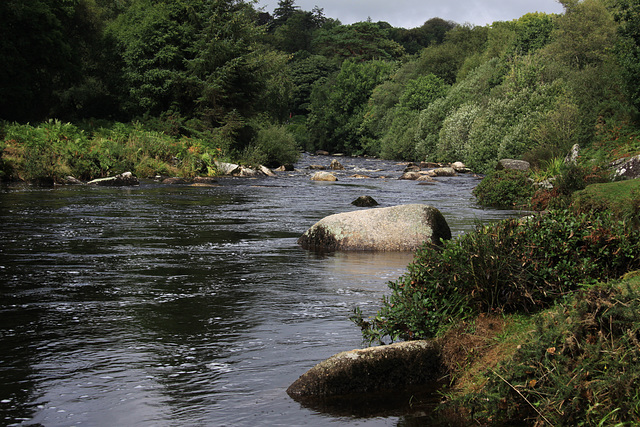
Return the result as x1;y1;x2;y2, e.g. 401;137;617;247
352;209;640;343
462;273;640;425
0;120;226;183
472;169;534;208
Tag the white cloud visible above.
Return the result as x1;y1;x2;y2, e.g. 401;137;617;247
256;0;565;28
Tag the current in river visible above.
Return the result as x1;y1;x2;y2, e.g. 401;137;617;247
0;154;520;426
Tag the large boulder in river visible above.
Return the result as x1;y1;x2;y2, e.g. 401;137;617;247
298;204;451;251
286;340;442;397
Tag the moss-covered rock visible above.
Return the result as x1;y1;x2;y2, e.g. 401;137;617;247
286;340;441;397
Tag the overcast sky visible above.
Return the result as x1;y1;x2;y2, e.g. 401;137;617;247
255;0;565;28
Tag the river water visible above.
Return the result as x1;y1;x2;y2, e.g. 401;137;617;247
0;154;519;426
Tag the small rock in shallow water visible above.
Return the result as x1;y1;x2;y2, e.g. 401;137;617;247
351;196;378;207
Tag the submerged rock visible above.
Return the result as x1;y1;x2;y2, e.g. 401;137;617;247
298;204;451;251
286;340;442;397
62;176;84;185
87;172;139;186
193;176;218;184
162;177;188;185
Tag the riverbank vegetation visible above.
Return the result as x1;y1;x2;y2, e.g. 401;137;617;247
352;182;640;424
3;0;640;183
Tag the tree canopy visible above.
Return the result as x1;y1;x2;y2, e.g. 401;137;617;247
1;0;639;173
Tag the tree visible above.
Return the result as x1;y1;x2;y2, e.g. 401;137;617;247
399;74;449;110
0;0;101;122
288;54;337;114
307;59;396;154
388;17;457;54
612;0;640;110
312;22;405;62
543;0;617;69
107;0;205;116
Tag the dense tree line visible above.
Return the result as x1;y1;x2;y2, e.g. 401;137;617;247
1;0;639;172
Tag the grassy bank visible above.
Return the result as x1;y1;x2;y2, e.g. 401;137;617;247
352;179;640;425
0;119;300;184
0;120;224;184
442;271;640;425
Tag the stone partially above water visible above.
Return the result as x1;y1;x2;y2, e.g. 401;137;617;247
87;172;139;186
311;171;338;181
351;195;378;207
286;340;441;397
298;204;451;251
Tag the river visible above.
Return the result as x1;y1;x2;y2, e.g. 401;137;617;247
0;154;520;426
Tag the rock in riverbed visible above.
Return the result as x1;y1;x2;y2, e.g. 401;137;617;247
298;204;450;251
286;340;441;397
87;172;139;186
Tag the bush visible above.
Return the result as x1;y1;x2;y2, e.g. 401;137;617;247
352;210;640;343
244;124;300;168
473;169;534;208
467;278;640;425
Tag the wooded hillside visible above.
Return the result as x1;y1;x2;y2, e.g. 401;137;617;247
1;0;639;174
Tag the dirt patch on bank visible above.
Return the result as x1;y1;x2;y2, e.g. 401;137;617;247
437;314;516;395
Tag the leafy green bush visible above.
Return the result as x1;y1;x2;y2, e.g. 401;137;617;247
352;210;640;343
244;124;300;168
473;169;534;208
467;278;640;425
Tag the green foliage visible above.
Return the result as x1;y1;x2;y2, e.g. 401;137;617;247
437;102;481;162
288;54;337;115
387;17;456;54
511;12;556;55
1;121;225;183
473;170;534;208
399;74;449;111
242;123;300;168
312;21;405;62
467;280;640;425
613;0;640;110
0;0;104;122
353;210;640;343
307;59;396;154
572;179;640;226
543;0;617;70
378;108;421;160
